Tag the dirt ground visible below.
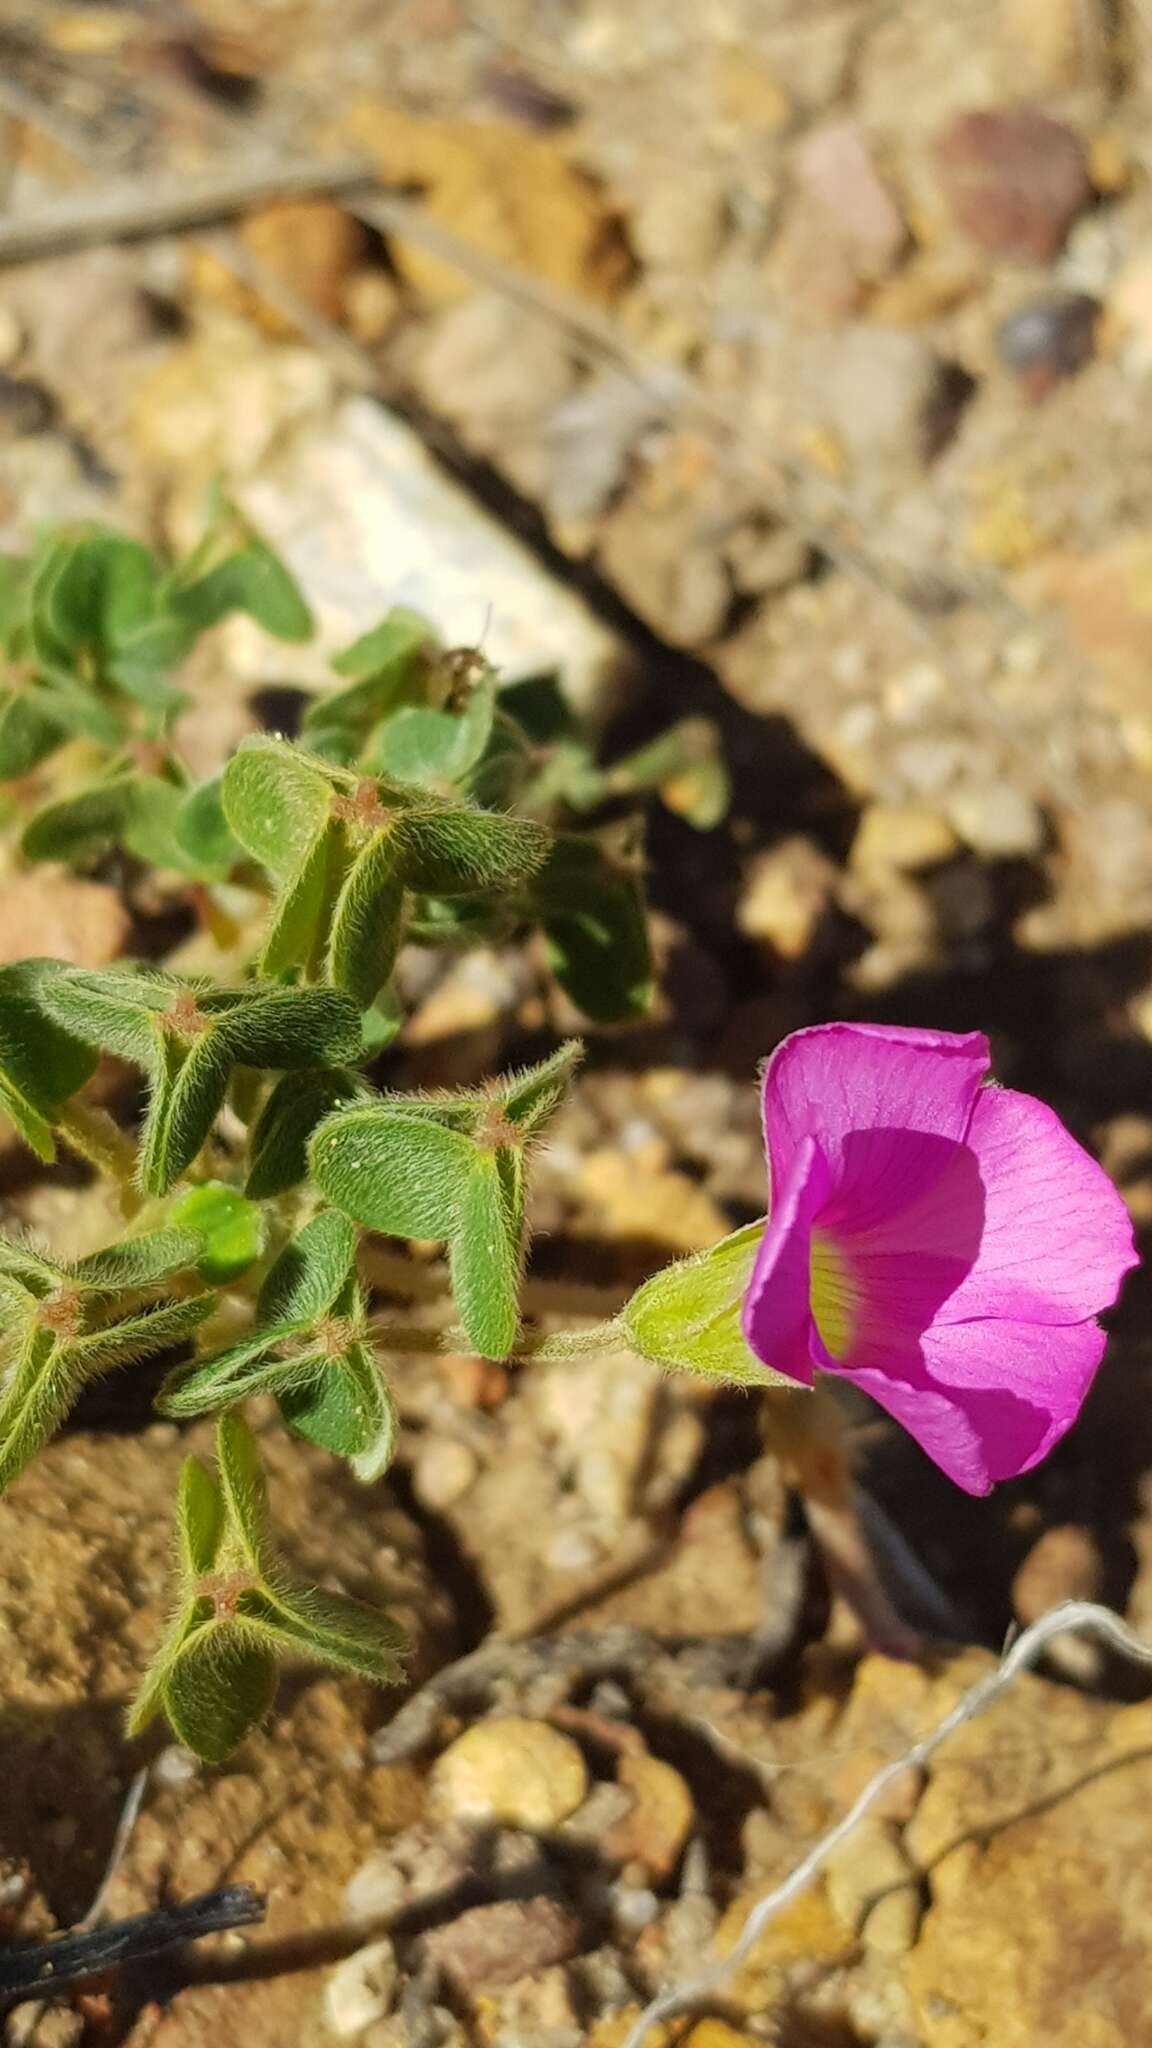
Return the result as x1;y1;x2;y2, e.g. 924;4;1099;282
4;0;1152;2043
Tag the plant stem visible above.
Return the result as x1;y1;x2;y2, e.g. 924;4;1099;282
57;1103;141;1214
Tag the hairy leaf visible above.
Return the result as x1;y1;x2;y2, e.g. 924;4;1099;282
450;1149;522;1359
324;828;406;1007
531;833;653;1023
245;1069;364;1200
178;1453;226;1579
310;1105;473;1240
398;806;549;896
70;1226;206;1293
501;1040;582;1135
257;1209;359;1327
240;1583;407;1685
163;1625;278;1764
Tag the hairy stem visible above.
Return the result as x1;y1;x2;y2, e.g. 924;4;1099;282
57;1102;141;1213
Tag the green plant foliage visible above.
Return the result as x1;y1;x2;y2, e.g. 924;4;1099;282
128;1415;406;1761
0;959;99;1160
310;1044;580;1358
159;1210;396;1483
0;507;733;1768
39;968;363;1194
170;1182;266;1283
0;1225;212;1492
530;829;653;1022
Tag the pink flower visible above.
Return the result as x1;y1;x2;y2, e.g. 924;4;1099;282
741;1023;1137;1495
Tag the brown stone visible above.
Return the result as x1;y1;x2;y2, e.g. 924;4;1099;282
936;107;1092;263
421;1897;582;1991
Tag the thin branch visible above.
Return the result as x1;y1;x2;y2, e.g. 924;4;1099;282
619;1600;1152;2048
0;153;377;263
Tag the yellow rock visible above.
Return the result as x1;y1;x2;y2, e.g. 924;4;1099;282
431;1717;588;1830
966;478;1044;568
851;802;958;875
338;103;630;306
46;6;134;53
603;1752;695;1883
904;1668;1152;2047
736;836;838;957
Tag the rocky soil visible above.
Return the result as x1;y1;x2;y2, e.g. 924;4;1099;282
4;0;1152;2043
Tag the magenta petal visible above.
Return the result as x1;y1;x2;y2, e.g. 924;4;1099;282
761;1023;989;1200
933;1086;1137;1326
844;1316;1107;1495
742;1134;831;1387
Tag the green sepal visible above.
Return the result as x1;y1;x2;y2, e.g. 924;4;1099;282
623;1222;790;1386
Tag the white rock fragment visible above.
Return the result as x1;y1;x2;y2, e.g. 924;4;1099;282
234;396;630;721
324;1937;398;2037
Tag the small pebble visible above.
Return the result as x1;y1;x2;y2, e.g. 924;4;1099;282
996;292;1099;396
947;782;1045;858
153;1744;200;1787
324;1938;398;2037
431;1716;589;1830
421;1896;582;1991
343;1852;408;1930
412;1438;479;1511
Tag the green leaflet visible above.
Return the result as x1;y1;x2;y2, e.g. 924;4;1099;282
397;805;549;896
222;736;332;883
257;1209;359;1326
450;1149;522;1359
309;1106;474;1240
245;1069;364;1200
0;1286;213;1494
128;1417;407;1761
324;828;406;1007
0;960;99;1161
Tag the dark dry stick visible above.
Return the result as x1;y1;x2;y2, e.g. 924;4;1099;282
0;1885;266;2006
